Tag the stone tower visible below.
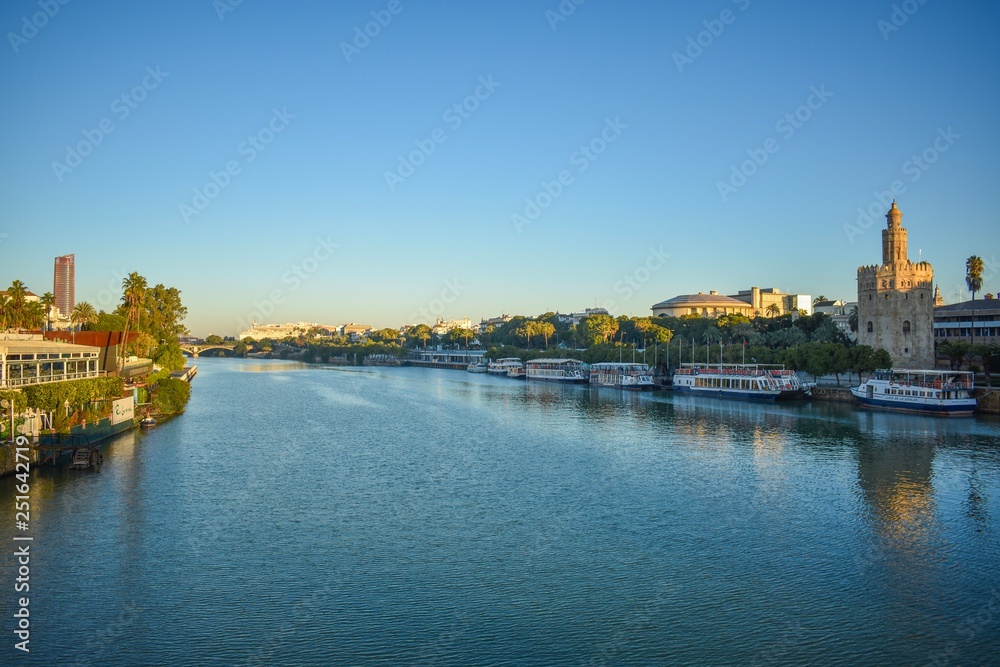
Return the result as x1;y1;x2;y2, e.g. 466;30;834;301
857;201;934;368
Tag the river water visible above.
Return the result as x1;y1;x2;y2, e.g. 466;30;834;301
3;358;999;666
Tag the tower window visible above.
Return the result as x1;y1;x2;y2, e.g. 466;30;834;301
920;293;924;299
869;295;872;301
867;321;874;333
885;294;889;300
903;320;911;334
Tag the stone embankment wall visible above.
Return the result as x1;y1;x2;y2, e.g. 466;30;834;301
810;385;855;403
976;389;1000;415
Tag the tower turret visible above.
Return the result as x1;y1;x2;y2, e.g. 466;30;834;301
881;200;907;265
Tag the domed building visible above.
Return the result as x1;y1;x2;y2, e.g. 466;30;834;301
651;291;755;318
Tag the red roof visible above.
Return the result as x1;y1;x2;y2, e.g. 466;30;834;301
44;331;140;346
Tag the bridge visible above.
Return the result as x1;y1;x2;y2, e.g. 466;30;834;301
180;344;237;358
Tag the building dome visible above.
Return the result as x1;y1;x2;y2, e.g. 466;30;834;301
651;291;754;318
886;200;903;226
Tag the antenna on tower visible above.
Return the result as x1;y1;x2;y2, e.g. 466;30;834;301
918;249;922;262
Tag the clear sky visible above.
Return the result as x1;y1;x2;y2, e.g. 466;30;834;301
2;0;998;336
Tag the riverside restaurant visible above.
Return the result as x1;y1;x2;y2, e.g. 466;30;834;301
0;337;102;389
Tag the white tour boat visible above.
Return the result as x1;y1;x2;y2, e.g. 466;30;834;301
672;364;809;401
466;359;489;373
589;362;657;390
507;366;526;380
525;358;588;383
487;357;524;375
850;369;977;416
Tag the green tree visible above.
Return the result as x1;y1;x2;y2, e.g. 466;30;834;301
966;255;984;345
204;334;224;345
515;321;539;348
0;295;9;331
407;324;432;348
93;311;127;331
765;303;781;317
22;301;46;329
973;343;999;381
584;314;618;345
127;331;157;358
71;302;98;331
40;292;55;331
536;321;555;347
119;272;148;368
848;306;858;334
447;327;476;348
371;328;402;344
939;341;971;370
5;280;28;328
152;343;186;372
152;378;191;415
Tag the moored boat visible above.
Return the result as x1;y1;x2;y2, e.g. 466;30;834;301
589;362;657;390
507;366;526;380
488;357;524;375
850;369;977;416
467;360;489;373
672;363;809;401
525;358;588;383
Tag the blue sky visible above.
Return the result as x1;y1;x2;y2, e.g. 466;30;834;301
1;0;998;336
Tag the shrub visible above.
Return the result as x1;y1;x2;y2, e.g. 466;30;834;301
152;378;190;415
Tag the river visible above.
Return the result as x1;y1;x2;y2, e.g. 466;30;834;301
3;358;999;665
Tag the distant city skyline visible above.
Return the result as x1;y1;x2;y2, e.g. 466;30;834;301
2;1;998;336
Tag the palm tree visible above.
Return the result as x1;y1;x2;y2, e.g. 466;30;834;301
40;292;55;331
0;295;9;331
966;256;984;346
765;303;781;318
22;301;46;329
71;302;98;331
813;295;828;306
848;306;858;333
119;272;148;367
6;280;28;329
537;321;556;347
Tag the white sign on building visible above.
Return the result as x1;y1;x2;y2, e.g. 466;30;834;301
111;396;135;425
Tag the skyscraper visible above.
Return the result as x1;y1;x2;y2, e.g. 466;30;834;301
53;254;75;317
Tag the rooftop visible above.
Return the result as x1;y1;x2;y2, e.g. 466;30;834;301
652;292;753;308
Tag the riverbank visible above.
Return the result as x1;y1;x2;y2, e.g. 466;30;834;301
975;388;1000;414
